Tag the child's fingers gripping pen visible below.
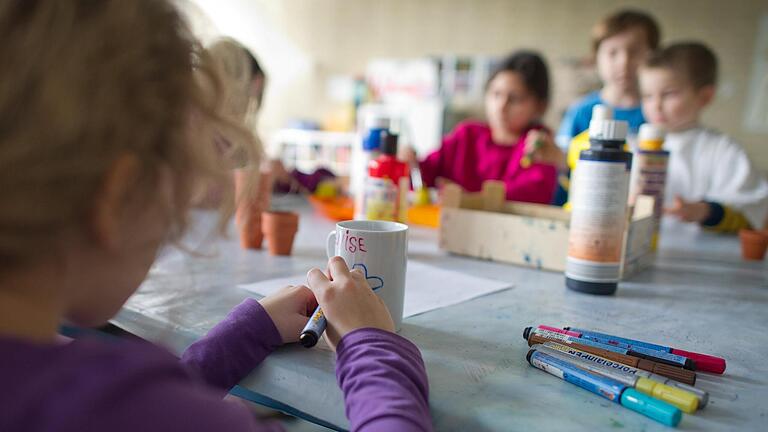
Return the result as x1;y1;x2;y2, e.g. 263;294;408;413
520;131;545;168
300;305;326;348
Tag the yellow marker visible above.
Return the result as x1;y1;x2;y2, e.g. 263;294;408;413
635;377;698;413
534;343;700;413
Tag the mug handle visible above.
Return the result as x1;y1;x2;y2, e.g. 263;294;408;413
326;230;336;259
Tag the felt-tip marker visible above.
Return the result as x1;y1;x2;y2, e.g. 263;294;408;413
564;327;726;374
528;327;693;370
532;343;699;413
526;349;682;427
299;305;326;348
541;341;708;408
523;327;697;385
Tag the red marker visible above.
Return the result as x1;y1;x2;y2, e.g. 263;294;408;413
560;326;726;374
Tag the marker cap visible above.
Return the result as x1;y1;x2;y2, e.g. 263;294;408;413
638;124;665;150
299;331;319;348
636;377;698;413
538;325;581;337
589;119;628;141
620;388;682;427
591;104;613;122
672;349;726;374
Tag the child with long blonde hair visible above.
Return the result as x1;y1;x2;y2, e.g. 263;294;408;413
0;1;431;431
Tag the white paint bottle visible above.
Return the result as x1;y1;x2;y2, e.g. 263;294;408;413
565;117;632;295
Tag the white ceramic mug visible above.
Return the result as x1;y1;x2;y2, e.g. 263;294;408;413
327;220;408;330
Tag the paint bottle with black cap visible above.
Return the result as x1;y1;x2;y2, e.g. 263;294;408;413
565;116;632;295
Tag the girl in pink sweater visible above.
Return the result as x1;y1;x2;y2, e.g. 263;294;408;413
415;51;563;204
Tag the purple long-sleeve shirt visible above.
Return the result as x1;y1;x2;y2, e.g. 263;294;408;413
0;299;432;431
420;121;557;204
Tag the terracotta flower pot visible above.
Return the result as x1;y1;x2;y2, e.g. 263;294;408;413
239;211;264;249
262;211;299;256
235;169;273;249
739;229;768;261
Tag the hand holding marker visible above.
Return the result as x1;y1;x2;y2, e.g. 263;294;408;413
520;130;545;168
300;257;395;349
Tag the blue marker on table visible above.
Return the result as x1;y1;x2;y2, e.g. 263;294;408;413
564;327;726;374
527;349;682;427
530;328;692;370
579;334;693;369
300;306;326;348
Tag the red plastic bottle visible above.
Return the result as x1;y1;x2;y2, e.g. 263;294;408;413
364;132;409;221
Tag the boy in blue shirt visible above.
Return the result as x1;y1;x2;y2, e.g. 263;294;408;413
557;10;660;147
553;10;661;205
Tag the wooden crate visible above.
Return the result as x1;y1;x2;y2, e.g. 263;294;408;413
438;181;655;277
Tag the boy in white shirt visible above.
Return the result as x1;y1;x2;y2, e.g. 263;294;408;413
639;42;768;231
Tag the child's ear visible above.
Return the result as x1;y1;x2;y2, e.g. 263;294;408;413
697;85;716;109
90;154;140;251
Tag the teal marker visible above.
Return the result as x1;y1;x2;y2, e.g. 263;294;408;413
541;341;708;408
527;349;682;427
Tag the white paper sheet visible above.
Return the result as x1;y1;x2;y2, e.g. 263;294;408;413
238;261;513;318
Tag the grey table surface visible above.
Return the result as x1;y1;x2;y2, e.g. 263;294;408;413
113;200;768;431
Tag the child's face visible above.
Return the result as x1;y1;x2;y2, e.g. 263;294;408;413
639;67;712;132
596;27;652;92
485;71;545;138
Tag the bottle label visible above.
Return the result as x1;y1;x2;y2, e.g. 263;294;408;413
632;152;668;222
567;159;630;281
363;177;399;221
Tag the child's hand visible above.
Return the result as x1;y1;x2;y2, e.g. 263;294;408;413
259;285;317;344
664;196;711;223
523;130;566;171
306;257;395;351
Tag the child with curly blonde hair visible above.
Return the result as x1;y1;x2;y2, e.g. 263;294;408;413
0;1;431;431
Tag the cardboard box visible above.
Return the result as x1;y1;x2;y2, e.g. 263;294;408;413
438;181;655;277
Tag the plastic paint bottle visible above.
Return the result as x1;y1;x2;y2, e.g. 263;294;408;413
564;105;613;210
565;116;632;295
353;112;389;219
629;124;668;251
363;132;410;222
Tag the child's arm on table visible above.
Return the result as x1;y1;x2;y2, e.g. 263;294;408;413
307;257;433;432
181;285;316;393
665;196;752;232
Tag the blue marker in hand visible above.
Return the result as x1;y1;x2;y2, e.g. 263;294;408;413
300;305;326;348
299;263;384;348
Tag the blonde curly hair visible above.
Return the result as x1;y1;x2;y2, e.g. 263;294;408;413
0;0;258;269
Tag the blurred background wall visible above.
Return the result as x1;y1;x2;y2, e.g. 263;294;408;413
182;0;768;170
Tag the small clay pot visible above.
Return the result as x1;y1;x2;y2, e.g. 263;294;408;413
235;169;273;249
262;211;299;256
739;229;768;261
239;212;264;249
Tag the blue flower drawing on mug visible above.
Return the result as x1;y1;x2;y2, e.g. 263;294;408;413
352;263;384;291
